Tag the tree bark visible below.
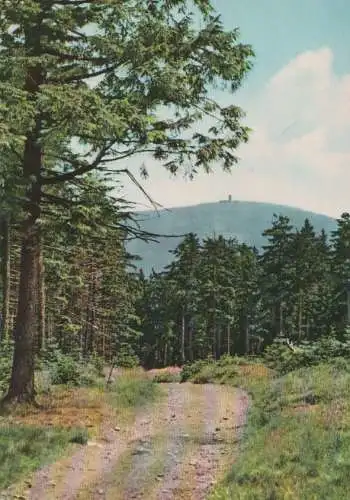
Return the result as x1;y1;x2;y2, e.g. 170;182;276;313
298;290;303;340
164;342;168;367
1;215;10;339
279;302;284;337
217;325;221;359
181;309;185;365
2;53;43;404
37;236;46;352
188;322;193;362
227;323;231;355
245;318;249;355
2;209;40;404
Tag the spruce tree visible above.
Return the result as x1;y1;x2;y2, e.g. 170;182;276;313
330;213;350;331
259;215;295;341
0;0;254;403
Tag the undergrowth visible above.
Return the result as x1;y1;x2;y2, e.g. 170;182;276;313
203;360;350;499
264;330;350;374
0;425;87;490
0;366;160;492
152;372;181;383
181;354;272;388
107;368;161;409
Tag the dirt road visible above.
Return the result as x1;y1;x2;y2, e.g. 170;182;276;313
29;383;249;500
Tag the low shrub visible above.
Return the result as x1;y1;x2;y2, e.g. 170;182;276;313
90;352;105;377
49;353;80;386
107;370;160;409
264;331;350;374
152;372;181;383
115;345;140;369
41;346;104;387
180;355;261;385
180;357;214;382
191;363;218;383
216;354;252;367
148;366;182;383
68;428;89;445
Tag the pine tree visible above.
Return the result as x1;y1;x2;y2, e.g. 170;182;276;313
166;233;201;364
138;271;175;367
197;236;239;358
330;213;350;331
259;215;295;342
0;0;254;403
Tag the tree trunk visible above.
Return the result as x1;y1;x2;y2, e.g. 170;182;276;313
217;325;221;359
298;290;303;340
245;319;249;355
188;323;193;362
2;84;42;404
47;312;53;343
164;342;168;366
88;266;97;354
1;215;10;339
279;302;284;336
37;237;46;352
271;305;276;338
2;211;40;404
227;323;231;355
181;309;185;365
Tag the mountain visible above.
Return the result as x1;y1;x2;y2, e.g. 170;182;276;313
127;200;337;274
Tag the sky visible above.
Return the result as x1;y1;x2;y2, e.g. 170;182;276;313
120;0;350;217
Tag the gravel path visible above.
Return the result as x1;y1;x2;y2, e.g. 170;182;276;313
28;383;249;500
28;396;166;500
154;384;195;500
123;383;189;500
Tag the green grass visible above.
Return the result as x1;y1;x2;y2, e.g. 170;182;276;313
107;368;162;410
0;425;87;490
204;361;350;500
152;372;181;383
183;355;272;388
0;368;161;492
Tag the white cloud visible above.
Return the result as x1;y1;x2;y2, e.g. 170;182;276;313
122;47;350;217
241;47;350;215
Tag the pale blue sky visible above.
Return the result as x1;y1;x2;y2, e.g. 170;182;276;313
121;1;350;217
215;0;350;86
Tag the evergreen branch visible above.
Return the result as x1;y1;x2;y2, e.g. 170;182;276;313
41;192;77;206
49;63;119;84
53;0;95;4
108;168;164;214
41;143;116;184
43;48;110;65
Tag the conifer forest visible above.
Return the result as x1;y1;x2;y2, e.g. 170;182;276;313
1;2;350;499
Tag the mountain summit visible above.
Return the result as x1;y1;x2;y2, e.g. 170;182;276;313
127;200;336;274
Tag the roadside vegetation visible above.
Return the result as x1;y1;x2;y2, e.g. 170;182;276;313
2;335;350;498
0;353;161;493
177;335;350;499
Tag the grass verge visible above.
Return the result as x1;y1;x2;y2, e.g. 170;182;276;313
0;425;87;490
107;368;162;413
0;367;162;494
186;357;350;500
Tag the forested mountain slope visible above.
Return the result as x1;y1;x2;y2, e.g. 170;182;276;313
128;200;336;273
